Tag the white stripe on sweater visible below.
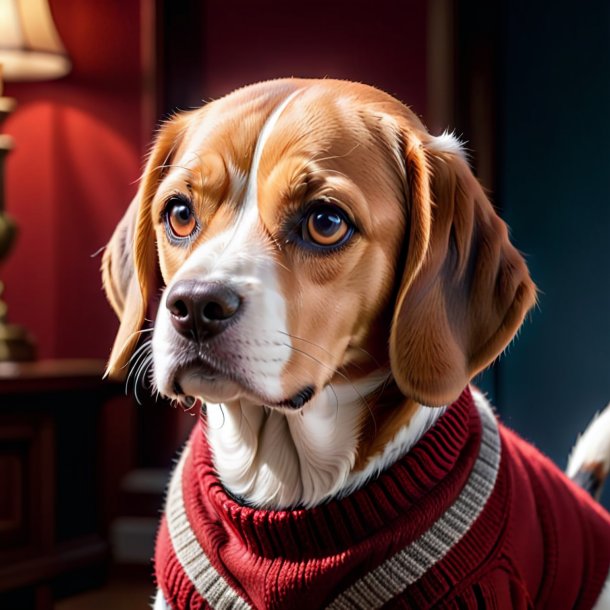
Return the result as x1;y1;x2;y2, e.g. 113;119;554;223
165;443;252;609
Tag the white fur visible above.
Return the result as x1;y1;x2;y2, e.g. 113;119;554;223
470;385;492;414
226;161;247;202
153;589;170;610
427;129;467;160
207;371;390;508
594;575;610;610
567;401;610;479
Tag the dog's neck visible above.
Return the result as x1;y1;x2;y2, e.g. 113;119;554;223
205;371;446;509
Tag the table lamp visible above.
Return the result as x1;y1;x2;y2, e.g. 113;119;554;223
0;0;71;360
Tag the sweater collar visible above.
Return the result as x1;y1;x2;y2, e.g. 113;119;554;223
189;386;482;560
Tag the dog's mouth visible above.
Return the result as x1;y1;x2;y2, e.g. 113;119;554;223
170;356;316;411
269;385;316;409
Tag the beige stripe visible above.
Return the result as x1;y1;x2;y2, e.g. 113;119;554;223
326;400;501;609
166;445;252;609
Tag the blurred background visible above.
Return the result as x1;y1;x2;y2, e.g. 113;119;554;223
0;0;608;607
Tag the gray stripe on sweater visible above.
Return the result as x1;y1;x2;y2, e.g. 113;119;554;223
326;400;501;609
165;446;253;609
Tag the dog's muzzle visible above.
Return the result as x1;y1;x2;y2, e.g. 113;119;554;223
158;278;312;409
166;280;242;341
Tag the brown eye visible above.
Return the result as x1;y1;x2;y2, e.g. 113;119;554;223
303;203;352;247
165;197;197;239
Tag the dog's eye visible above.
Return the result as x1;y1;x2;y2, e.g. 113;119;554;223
165;197;197;239
302;203;353;247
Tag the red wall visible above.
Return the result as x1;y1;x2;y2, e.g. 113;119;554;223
3;0;143;360
202;0;428;116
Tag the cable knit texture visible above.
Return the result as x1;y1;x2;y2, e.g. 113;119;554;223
155;387;610;609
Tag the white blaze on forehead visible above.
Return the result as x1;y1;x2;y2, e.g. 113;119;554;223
177;88;304;277
237;88;304;234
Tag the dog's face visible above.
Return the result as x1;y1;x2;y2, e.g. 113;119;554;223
150;83;408;409
103;79;536;411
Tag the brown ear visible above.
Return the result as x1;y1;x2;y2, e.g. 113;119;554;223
101;195;142;377
101;114;188;378
389;134;537;406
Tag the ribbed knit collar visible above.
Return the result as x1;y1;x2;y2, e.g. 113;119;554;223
188;387;481;561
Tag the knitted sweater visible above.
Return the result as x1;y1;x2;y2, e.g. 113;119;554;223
155;388;610;609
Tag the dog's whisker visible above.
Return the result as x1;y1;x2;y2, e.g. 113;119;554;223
127;338;154;371
350;346;383;369
282;343;376;431
281;343;336;376
115;327;154;374
133;353;154;405
145;360;160;400
125;350;148;395
273;258;291;272
280;331;376;373
269;332;377;427
128;357;151;395
140;358;154;391
139;356;155;395
324;381;340;422
278;331;335;359
126;339;153;399
132;327;154;337
133;354;153;405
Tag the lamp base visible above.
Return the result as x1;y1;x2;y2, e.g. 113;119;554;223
0;321;36;361
0;94;36;362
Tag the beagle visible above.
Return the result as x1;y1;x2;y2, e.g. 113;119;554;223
102;79;610;609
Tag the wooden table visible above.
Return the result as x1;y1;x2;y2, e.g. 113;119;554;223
0;359;122;609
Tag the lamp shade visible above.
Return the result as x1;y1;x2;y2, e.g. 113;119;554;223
0;0;70;81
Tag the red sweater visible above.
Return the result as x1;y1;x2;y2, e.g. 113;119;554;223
155;388;610;609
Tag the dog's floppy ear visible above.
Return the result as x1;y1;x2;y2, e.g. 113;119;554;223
102;114;188;378
101;192;153;379
389;132;537;406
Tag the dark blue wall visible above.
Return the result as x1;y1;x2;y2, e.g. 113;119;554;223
495;1;610;503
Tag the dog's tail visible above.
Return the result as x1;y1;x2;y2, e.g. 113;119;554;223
567;401;610;501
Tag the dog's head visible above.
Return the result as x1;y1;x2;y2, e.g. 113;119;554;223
102;79;536;409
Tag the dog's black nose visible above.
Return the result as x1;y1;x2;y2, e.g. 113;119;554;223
166;280;242;340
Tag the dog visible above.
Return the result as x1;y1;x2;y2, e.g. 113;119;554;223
102;79;610;609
